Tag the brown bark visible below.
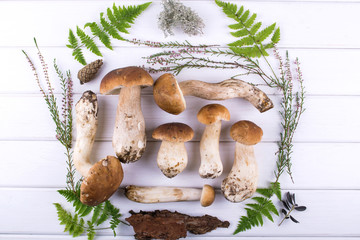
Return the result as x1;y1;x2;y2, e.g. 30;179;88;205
126;210;230;240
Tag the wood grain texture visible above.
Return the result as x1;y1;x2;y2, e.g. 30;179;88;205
0;188;359;236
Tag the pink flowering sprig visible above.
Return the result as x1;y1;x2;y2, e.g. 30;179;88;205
23;38;76;192
127;38;218;49
144;47;260;75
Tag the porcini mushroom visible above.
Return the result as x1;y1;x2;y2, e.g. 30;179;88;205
197;104;230;178
153;73;273;115
74;91;124;206
100;67;153;163
125;184;215;207
221;120;263;203
152;122;194;178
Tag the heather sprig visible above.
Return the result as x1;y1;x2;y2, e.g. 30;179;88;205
23;39;127;239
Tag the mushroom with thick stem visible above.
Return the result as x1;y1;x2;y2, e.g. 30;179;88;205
153;73;273;115
74;91;124;206
125;184;215;207
100;67;153;164
221;120;263;203
197;104;230;179
152;122;194;178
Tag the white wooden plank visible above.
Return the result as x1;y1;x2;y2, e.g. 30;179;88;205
3;47;360;96
0;188;359;236
1;141;359;189
0;1;360;48
1;236;358;240
0;95;359;142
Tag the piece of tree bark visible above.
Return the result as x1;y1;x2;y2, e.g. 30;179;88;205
126;210;230;240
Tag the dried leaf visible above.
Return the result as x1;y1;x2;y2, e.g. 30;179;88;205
295;206;307;211
281;209;287;215
290;215;299;223
292;193;296;204
282;200;290;210
287;192;293;205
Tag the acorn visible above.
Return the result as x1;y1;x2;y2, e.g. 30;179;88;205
78;59;103;84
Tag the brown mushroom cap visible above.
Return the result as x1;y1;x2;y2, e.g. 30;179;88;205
197;104;230;125
152;122;194;143
200;184;216;207
80;156;124;206
153;73;186;115
230;120;263;145
100;66;153;95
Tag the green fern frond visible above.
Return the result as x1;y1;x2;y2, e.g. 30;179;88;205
87;221;96;240
215;0;280;58
91;203;104;224
54;203;85;237
85;22;112;50
57;189;93;217
233;194;279;234
67;2;152;65
76;26;102;57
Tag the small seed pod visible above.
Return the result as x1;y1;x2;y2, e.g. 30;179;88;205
78;59;103;84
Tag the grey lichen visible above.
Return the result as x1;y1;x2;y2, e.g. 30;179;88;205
158;0;205;37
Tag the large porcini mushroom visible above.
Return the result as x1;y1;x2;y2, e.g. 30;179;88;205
221;120;263;203
153;73;273;115
152;122;194;178
197;104;230;178
74;91;124;206
100;67;153;163
125;184;215;207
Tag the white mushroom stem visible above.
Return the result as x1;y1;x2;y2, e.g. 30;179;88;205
125;186;202;203
221;142;258;202
113;86;146;163
199;121;223;178
179;79;273;113
157;140;188;178
74;91;98;177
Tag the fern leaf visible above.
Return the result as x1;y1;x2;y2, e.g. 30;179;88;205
229;36;254;47
245;13;257;28
236;6;244;17
271;182;282;200
67;29;78;49
256;188;273;198
267;200;279;216
260;207;274;222
255;23;276;43
240;10;250;22
91;203;103;224
76;26;102;57
85;22;112;50
87;221;96;240
100;13;123;40
54;203;85;237
230;46;262;58
228;23;243;30
215;0;238;20
107;7;128;34
271;27;281;43
250;22;262;35
231;29;248;38
72;48;87;65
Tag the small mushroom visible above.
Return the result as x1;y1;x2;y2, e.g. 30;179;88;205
153;73;273;115
125;184;215;207
74;91;124;206
197;104;230;179
221;120;263;203
152;122;194;178
100;67;153;163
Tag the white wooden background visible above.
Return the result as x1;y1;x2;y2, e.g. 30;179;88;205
0;0;360;239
